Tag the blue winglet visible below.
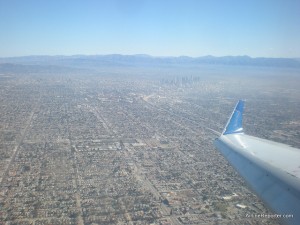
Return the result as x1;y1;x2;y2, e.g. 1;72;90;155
223;100;244;135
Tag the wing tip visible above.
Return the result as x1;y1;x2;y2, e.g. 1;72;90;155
222;100;245;135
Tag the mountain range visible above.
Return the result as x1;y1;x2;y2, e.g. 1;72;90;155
1;54;300;69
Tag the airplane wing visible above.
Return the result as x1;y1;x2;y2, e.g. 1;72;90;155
214;100;300;225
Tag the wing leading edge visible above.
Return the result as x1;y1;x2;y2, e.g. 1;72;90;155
214;100;300;225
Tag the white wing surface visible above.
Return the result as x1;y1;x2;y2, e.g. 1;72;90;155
214;100;300;225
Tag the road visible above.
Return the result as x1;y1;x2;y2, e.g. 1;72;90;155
0;97;40;185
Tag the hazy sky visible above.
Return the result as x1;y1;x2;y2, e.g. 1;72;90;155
1;0;299;57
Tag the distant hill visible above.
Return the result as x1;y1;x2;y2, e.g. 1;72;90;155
1;54;300;69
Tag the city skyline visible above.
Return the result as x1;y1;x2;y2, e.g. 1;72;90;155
1;0;300;58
